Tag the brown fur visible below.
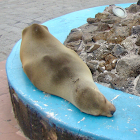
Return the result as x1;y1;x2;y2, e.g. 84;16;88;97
20;24;116;117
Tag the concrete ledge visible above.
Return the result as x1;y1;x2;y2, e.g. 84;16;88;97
6;3;140;140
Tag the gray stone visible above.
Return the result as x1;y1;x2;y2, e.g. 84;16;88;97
110;77;135;93
101;19;116;24
131;25;140;35
79;52;88;62
97;23;110;31
138;49;140;55
104;54;118;70
95;13;110;20
136;76;140;93
111;44;128;58
65;40;82;53
86;53;94;62
63;2;140;96
106;26;130;44
86;61;99;73
87;18;99;24
80;24;98;33
97;72;116;84
135;36;140;46
86;44;100;52
104;4;115;14
116;56;140;78
107;44;115;51
98;66;106;73
121;36;137;53
84;42;94;51
126;4;140;13
82;33;93;44
64;28;83;44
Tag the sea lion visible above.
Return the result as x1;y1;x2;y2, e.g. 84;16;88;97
20;24;116;117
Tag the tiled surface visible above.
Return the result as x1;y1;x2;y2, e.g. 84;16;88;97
0;60;27;140
0;0;136;61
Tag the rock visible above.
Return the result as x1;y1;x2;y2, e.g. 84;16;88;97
136;76;140;93
97;72;117;84
79;52;87;62
121;36;137;52
105;64;113;71
64;3;140;95
95;13;110;20
135;36;140;46
98;66;106;73
131;25;140;35
138;49;140;55
86;61;99;73
87;18;99;24
111;59;118;69
101;19;116;24
111;44;128;57
97;23;110;31
86;44;100;52
131;16;140;27
82;33;93;44
92;44;110;60
65;40;81;53
106;26;130;44
86;53;94;62
99;62;105;67
104;54;117;70
80;24;98;33
64;28;82;43
110;77;135;93
85;42;94;51
116;56;140;78
104;4;115;14
126;4;140;13
92;32;107;42
121;19;133;26
107;44;116;51
105;54;117;64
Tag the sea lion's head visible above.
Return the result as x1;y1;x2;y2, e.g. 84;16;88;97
22;24;49;40
74;86;116;117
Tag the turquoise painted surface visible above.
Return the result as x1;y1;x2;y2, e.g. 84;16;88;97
6;3;140;140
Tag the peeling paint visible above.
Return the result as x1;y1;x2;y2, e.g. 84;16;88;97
46;112;54;118
67;109;72;111
111;94;120;103
44;104;48;106
127;118;132;123
78;117;85;123
34;100;38;102
106;125;111;129
131;128;138;134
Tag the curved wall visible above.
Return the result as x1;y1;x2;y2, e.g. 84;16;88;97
6;3;140;140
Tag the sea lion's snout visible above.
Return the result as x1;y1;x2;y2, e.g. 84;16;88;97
110;110;115;116
107;104;116;117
